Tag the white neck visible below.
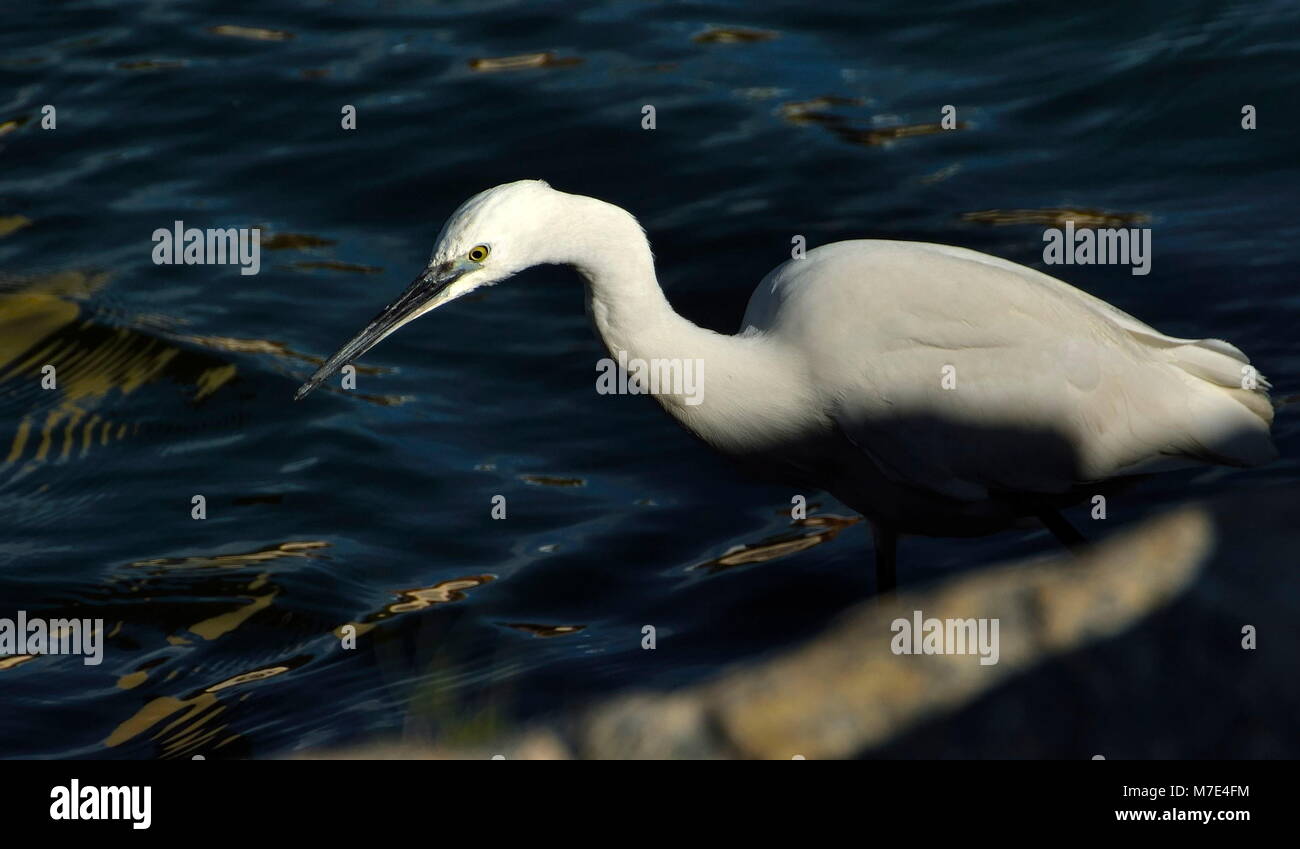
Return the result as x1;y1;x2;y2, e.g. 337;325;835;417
548;192;801;451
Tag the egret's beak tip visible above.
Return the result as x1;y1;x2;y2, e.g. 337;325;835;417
292;263;457;406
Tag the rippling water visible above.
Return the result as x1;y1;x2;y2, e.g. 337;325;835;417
2;0;1298;758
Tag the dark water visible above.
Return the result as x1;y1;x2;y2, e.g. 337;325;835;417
1;0;1297;758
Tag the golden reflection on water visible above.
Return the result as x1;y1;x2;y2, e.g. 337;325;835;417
692;513;862;574
779;96;863;124
67;540;330;753
127;540;330;572
116;657;167;690
0;269;110;298
206;24;294;42
0;546;313;753
94;570;506;755
0;271;505;760
188;586;279;641
502;623;585;638
106;659;307;757
779;96;968;146
205;665;294;692
0;215;32;236
0;281;244;469
0;291;236;405
105;693;229;755
693;26;779;43
0;654;38;670
468;52;582;72
10;512;534;756
336;575;496;639
3;270;594;755
843;122;965;145
961;208;1151;228
173;332;403;404
95;536;327;755
0;271;410;477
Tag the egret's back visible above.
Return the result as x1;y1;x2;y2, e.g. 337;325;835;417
741;240;1276;502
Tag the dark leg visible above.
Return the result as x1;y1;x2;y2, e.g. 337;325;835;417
872;522;898;594
1036;507;1088;552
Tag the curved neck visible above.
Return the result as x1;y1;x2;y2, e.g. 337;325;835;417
554;193;687;358
546;192;801;450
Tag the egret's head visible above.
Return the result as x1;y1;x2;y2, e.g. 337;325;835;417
295;179;559;400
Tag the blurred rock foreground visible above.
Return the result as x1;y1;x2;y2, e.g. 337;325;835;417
298;491;1300;759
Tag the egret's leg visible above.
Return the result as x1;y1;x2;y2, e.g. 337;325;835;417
1036;508;1087;552
872;522;898;593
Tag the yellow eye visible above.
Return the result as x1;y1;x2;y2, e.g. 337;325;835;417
467;244;490;262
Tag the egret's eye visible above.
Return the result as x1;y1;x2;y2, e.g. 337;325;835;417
467;244;490;263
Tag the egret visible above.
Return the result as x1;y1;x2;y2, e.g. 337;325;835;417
296;180;1277;590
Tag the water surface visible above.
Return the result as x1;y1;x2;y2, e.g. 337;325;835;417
1;0;1297;758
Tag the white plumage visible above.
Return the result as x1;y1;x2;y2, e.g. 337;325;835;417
298;180;1277;586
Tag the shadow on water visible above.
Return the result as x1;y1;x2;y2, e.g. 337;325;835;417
0;262;1285;759
2;0;1298;759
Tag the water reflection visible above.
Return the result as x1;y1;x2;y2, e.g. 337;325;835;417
691;514;862;574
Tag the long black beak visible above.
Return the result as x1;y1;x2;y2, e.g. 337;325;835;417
294;265;465;400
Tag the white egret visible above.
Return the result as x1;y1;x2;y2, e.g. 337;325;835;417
296;180;1277;590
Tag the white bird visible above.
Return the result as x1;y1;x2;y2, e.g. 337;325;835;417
296;180;1277;590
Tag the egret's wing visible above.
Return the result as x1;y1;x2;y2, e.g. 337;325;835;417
745;240;1275;501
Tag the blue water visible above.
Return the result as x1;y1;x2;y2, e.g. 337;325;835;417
1;0;1297;758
